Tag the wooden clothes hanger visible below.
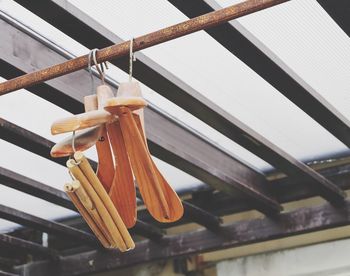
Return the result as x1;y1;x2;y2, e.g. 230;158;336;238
105;81;183;222
50;44;184;223
51;49;135;250
104;40;183;222
97;84;137;228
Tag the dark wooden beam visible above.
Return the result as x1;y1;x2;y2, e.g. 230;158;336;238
0;257;20;268
183;201;222;230
130;221;164;241
15;199;350;275
9;0;345;205
136;187;222;230
3;151;350;236
0;167;74;210
141;161;350;226
0;162;220;235
0;204;98;246
317;0;350;37
0;270;19;276
0;166;165;241
0;234;56;258
0;16;281;215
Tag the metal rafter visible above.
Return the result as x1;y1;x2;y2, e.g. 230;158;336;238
0;205;98;246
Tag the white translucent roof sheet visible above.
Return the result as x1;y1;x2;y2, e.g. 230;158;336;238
216;0;350;122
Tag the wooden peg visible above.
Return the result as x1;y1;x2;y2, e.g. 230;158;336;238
67;159;128;251
64;180;115;246
73;152;135;250
64;181;111;248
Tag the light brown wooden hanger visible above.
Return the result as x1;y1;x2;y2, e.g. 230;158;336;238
84;94;115;192
121;82;183;222
51;110;114;135
105;82;183;222
50;126;102;158
97;84;137;228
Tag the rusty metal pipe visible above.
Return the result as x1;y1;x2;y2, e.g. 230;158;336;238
0;0;289;95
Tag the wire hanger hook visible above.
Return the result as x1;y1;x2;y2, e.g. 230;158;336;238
129;38;136;82
89;49;108;84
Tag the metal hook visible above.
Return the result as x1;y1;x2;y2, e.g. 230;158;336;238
71;130;77;153
69;131;81;165
90;49;106;84
129;38;136;82
88;49;96;94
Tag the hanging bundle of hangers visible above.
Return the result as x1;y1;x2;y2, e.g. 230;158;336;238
50;41;184;250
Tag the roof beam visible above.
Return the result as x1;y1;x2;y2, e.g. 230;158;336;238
3;153;350;234
0;270;19;276
0;167;164;242
130;221;164;241
317;0;350;37
0;16;281;215
10;0;345;205
183;201;222;230
0;167;73;210
140;159;350;225
0;234;56;258
15;199;350;275
135;188;222;230
0;204;98;246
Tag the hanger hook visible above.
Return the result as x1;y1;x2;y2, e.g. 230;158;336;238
90;49;106;84
71;130;77;154
88;49;96;94
129;38;136;82
69;130;81;165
